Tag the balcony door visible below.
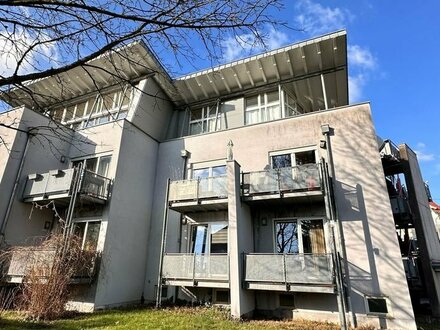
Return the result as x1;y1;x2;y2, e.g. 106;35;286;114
191;223;228;254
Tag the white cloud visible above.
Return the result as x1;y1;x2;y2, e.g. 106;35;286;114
414;143;435;162
348;45;376;70
348;74;366;103
294;0;352;36
0;28;58;77
222;27;288;62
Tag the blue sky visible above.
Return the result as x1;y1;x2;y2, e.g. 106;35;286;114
204;0;440;202
1;1;440;200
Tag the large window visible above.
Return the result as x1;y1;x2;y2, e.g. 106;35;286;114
191;223;228;254
49;85;133;130
189;105;222;135
271;149;316;169
245;91;280;125
72;155;112;177
274;219;325;254
72;220;101;251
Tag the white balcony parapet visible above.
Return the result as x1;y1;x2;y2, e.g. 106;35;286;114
244;253;334;288
1;248;99;283
242;164;321;196
22;168;111;203
162;253;229;285
168;176;227;203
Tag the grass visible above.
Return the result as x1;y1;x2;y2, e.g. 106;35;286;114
0;306;340;330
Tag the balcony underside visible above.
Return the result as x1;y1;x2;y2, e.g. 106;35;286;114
245;281;335;293
242;190;324;204
163;278;229;289
23;193;107;206
169;198;228;213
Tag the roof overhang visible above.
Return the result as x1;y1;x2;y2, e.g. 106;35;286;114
2;41;179;109
173;30;348;109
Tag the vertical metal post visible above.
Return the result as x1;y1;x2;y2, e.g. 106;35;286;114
321;74;329;110
192;252;197;285
196;177;200;203
156;178;171;308
283;254;287;290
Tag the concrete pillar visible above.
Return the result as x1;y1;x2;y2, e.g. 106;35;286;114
227;160;255;318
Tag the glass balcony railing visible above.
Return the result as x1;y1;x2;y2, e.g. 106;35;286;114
162;253;229;283
242;164;321;196
168;176;227;203
1;247;99;281
244;253;334;285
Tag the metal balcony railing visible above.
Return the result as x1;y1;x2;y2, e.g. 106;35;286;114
244;253;334;285
168;176;227;203
80;170;111;200
1;248;99;281
22;168;111;202
162;253;229;283
242;164;321;196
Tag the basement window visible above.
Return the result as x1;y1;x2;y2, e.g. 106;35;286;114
213;289;230;304
279;293;295;307
365;297;390;316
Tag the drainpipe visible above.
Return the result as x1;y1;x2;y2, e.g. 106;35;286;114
0;129;32;243
156;178;171;308
175;150;189;302
322;124;356;328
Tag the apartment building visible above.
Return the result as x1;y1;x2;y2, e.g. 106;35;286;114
0;30;434;329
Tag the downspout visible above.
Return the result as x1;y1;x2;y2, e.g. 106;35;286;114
175;151;189;302
322;124;356;328
156;178;171;308
0;129;32;244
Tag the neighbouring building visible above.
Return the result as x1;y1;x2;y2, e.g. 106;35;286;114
1;30;437;329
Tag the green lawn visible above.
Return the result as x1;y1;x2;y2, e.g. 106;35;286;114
0;306;340;330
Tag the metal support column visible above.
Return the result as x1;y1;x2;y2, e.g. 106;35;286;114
156;178;171;308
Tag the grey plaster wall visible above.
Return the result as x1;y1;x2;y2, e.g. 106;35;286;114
94;120;159;308
128;77;174;141
145;103;415;328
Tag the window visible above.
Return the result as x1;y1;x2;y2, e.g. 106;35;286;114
191;223;228;254
275;219;325;254
366;297;390;316
213;289;230;304
270;149;317;169
72;155;111;177
49;85;133;130
245;91;280;125
189;105;222;135
284;91;303;117
279;294;295;307
72;221;101;251
192;165;226;179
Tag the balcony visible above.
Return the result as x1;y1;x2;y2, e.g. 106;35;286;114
168;176;228;212
241;164;323;203
22;168;111;205
243;253;335;293
162;253;229;288
1;248;99;284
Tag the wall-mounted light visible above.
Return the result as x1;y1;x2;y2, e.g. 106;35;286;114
261;217;268;226
320;140;327;149
60;155;66;163
180;149;190;158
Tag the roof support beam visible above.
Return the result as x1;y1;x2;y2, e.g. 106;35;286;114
257;59;267;83
245;63;255;87
285;52;294;76
194;76;209;99
219;72;231;93
207;73;220;96
231;67;242;89
272;56;280;80
184;80;198;101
